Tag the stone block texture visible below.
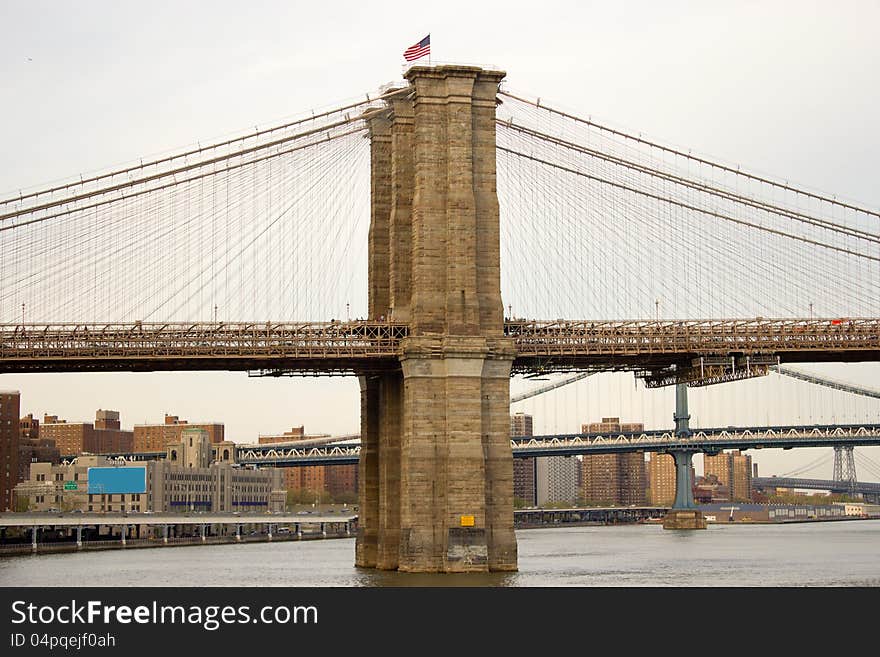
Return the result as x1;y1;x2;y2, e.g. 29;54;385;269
357;65;517;573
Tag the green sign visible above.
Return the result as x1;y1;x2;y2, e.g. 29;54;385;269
63;481;78;491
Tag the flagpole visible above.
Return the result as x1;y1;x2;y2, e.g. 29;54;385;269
428;33;431;66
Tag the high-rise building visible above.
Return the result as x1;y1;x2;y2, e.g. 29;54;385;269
580;418;646;505
133;414;224;452
704;450;752;502
580;453;619;505
41;410;133;456
40;415;85;456
18;411;59;485
510;413;536;505
536;456;579;506
326;464;358;500
510;413;532;437
647;453;676;506
0;391;21;511
285;466;327;498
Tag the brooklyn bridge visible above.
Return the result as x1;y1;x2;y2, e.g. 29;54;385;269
1;64;878;572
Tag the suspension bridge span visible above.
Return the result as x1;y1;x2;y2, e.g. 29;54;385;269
3;64;879;571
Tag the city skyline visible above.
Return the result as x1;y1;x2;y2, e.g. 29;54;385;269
6;378;880;483
2;2;879;481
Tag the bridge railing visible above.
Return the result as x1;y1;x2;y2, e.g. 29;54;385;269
2;319;879;376
0;321;409;359
234;424;880;463
505;318;880;356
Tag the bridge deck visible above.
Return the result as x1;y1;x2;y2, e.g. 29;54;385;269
1;318;878;374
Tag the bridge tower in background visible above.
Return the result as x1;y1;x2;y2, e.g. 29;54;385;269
358;65;517;573
832;446;858;498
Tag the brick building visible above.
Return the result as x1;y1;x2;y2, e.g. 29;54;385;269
258;427;357;501
704;450;752;502
0;391;21;511
580;418;646;505
646;452;677;506
41;410;134;456
511;413;536;505
15;412;59;484
18;440;60;486
132;414;224;452
15;432;285;514
326;464;358;500
19;413;38;440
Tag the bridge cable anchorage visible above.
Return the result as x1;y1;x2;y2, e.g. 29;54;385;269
0;86;407;210
496;146;879;263
498;90;880;219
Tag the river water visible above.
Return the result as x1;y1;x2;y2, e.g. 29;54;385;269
1;521;878;587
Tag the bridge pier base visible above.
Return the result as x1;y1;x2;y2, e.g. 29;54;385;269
662;449;706;529
357;64;517;573
663;385;706;529
76;526;82;549
395;341;517;573
31;527;37;553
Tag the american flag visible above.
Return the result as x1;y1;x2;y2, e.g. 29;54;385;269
403;34;430;62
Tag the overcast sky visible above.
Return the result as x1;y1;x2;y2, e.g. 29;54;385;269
1;1;879;478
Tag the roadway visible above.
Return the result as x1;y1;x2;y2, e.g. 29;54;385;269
231;423;880;466
752;477;880;496
0;512;356;528
2;318;878;378
63;423;880;467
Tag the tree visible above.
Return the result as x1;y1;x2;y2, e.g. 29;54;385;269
332;491;357;505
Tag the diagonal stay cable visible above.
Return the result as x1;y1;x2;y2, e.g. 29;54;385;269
0;125;369;233
497;146;879;263
499;90;880;219
0;87;406;208
499;121;878;243
0;109;383;223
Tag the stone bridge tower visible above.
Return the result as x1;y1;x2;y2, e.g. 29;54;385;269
358;65;517;573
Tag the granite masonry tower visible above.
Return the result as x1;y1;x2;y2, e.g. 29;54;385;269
357;65;517;572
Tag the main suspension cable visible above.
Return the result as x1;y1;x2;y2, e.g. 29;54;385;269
499;90;880;219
